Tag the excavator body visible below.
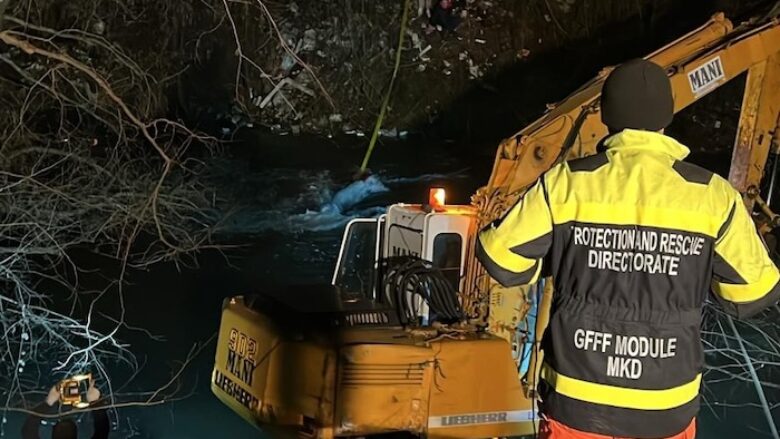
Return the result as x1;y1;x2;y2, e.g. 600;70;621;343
212;8;780;438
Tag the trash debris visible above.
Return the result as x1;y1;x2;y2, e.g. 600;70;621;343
416;0;434;18
280;53;297;71
258;78;314;109
207;0;566;135
468;59;483;79
557;0;577;14
92;20;106;35
408;30;423;49
344;129;366;137
419;44;433;59
302;29;317;52
517;48;531;59
379;128;409;139
379;128;398;137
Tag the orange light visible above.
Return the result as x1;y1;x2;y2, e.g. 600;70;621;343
429;188;446;209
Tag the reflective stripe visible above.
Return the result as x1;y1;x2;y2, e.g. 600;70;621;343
477;178;552;275
478;233;537;274
541;364;701;411
476;238;542;287
551;203;720;238
714;265;780;302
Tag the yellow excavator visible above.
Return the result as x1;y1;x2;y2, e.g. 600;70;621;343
211;8;780;439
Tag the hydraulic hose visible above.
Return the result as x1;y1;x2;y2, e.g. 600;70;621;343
382;257;464;325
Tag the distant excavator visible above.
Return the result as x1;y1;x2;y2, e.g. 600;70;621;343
211;7;780;439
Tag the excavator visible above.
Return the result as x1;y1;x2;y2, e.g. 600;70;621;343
211;7;780;439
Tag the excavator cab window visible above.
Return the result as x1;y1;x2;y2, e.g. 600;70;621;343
432;233;462;291
332;217;384;300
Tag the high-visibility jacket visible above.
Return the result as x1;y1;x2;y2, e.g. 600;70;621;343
477;129;780;438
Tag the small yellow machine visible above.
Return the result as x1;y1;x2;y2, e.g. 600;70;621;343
212;8;780;438
59;373;92;409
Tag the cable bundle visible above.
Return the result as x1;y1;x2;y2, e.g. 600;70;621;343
381;257;464;326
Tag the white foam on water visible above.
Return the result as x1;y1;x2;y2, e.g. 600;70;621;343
210;159;470;236
288;175;389;232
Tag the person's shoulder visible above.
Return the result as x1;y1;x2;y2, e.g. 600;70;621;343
672;161;740;213
541;152;609;188
671;160;737;196
543;153;610;184
564;152;610;173
670;160;716;185
707;171;742;205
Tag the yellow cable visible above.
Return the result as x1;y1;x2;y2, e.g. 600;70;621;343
359;0;412;173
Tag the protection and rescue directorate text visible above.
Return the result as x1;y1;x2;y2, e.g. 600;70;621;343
574;329;677;380
573;225;705;276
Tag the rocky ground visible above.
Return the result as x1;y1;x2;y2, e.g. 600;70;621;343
201;0;676;137
3;0;772;144
191;0;772;141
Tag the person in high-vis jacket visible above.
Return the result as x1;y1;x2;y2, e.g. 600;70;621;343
477;58;780;439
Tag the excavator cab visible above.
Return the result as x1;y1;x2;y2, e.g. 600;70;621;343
332;193;476;324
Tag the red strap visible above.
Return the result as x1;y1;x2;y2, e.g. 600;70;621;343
539;417;696;439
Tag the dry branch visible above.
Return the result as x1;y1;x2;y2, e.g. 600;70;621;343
0;1;221;426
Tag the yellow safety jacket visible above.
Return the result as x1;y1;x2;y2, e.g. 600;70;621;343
477;129;780;438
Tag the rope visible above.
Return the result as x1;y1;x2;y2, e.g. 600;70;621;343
358;0;412;173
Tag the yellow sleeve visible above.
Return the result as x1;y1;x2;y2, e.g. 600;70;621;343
476;177;553;287
712;189;780;319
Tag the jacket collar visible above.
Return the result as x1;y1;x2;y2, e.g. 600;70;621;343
603;129;690;160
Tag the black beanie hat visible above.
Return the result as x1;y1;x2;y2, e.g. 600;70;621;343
601;59;674;132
